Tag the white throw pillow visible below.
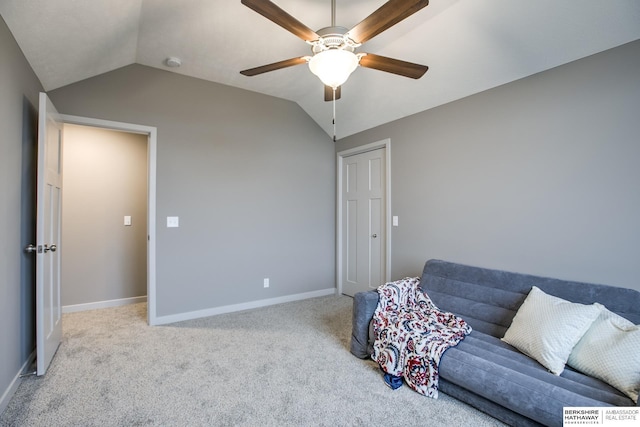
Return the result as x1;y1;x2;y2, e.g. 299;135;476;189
502;286;600;375
567;304;640;403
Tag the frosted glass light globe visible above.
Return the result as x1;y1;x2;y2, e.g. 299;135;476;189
308;49;359;89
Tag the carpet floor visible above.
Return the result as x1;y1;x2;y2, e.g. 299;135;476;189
1;295;506;426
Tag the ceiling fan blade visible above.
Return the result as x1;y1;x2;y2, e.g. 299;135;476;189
241;0;319;42
359;53;428;79
240;57;308;76
347;0;429;44
324;85;341;102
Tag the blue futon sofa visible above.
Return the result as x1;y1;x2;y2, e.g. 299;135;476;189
350;259;640;427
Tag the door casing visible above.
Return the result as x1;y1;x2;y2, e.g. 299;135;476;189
336;139;392;295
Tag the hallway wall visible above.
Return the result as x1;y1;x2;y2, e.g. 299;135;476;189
62;124;148;308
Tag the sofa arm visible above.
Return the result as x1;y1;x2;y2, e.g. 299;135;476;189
350;290;379;359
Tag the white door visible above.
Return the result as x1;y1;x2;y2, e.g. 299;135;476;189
36;92;63;376
341;148;386;296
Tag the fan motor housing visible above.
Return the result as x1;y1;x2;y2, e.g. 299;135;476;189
311;26;359;54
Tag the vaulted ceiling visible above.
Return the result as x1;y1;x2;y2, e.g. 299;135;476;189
2;0;640;139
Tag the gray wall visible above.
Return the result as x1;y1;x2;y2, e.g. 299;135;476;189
62;124;148;307
337;40;640;292
0;16;43;411
50;65;336;317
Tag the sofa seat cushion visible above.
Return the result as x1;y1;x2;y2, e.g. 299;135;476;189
439;331;634;427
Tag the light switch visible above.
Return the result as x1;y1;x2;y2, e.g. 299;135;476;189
392;216;399;227
167;216;179;228
124;216;132;226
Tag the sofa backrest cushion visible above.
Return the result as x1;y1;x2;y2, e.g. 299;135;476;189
420;259;640;338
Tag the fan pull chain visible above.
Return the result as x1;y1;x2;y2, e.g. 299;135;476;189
331;0;337;142
332;87;337;142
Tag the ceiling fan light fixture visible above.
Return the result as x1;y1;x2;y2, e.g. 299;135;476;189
308;49;359;89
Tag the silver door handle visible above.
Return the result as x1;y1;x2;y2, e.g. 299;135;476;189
44;244;57;253
25;244;37;254
371;234;377;238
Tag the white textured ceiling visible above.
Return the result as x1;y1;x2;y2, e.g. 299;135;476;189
2;0;640;139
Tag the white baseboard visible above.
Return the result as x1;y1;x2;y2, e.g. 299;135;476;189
0;350;36;415
152;288;337;326
62;295;147;314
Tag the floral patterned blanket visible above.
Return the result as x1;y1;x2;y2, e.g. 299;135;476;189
372;277;472;398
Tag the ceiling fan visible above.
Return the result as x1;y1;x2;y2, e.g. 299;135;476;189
240;0;430;102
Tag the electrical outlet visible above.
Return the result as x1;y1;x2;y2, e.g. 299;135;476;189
263;278;269;288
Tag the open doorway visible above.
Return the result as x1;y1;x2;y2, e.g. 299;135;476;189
61;124;147;315
60;115;157;325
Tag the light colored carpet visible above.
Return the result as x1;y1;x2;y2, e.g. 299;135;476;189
1;295;506;426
